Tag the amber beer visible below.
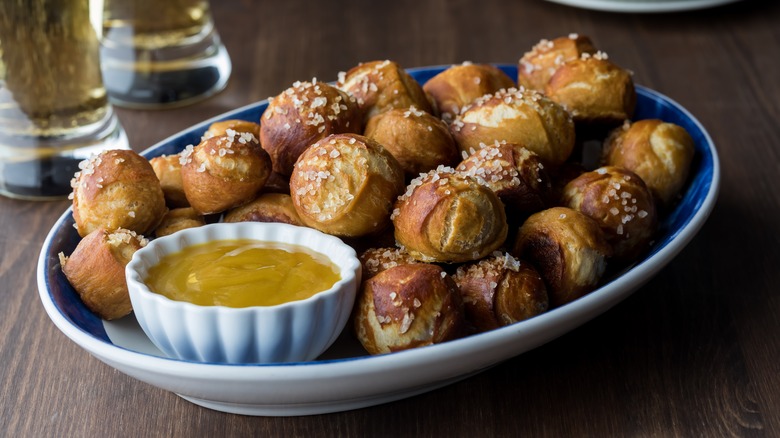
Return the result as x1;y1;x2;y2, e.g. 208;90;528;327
0;0;126;199
100;0;231;107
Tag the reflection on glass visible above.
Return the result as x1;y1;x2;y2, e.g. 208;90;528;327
0;0;128;200
100;0;232;108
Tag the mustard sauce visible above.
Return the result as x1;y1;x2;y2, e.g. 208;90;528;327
145;239;340;307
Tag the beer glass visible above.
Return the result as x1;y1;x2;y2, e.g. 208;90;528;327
0;0;128;200
100;0;231;108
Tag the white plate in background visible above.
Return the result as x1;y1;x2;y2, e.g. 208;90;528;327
544;0;741;13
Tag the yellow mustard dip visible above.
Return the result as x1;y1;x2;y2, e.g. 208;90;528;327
145;239;340;307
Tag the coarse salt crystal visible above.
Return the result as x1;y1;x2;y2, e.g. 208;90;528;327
400;312;414;334
311;96;327;108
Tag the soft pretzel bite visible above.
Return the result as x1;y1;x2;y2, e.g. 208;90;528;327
260;80;361;175
450;88;575;166
602;119;695;207
71;149;166;238
337;60;432;122
456;141;551;216
359;246;421;280
153;207;205;237
563;166;657;262
180;130;272;214
289;134;404;237
423;62;516;121
354;263;465;354
364;106;459;179
518;34;597;92
149;154;189;208
223;193;304;226
392;166;508;263
513;207;611;307
545;52;636;125
453;251;548;332
60;228;148;320
203;119;261;140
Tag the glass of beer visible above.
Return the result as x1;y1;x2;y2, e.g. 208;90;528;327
0;0;129;200
100;0;232;108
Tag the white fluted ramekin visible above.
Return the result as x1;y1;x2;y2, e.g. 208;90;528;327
125;222;361;364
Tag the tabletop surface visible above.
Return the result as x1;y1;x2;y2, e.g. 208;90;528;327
2;0;779;436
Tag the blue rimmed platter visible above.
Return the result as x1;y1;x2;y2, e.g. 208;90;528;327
37;64;719;416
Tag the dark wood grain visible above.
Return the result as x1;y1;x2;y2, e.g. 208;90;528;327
2;0;780;436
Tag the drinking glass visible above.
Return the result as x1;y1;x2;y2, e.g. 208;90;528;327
99;0;232;108
0;0;128;200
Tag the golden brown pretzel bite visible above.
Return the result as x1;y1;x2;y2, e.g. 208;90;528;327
223;193;304;226
364;106;458;179
513;207;611;307
337;60;432;122
602;119;695;207
453;251;548;332
260;80;361;175
545;52;636;125
456;141;551;216
354;263;465;354
153;207;205;237
149;154;189;209
290;133;404;237
203;119;261;140
71;149;167;238
423;62;516;121
450;88;575;166
392;166;508;263
518;34;597;92
180;130;272;214
359;246;421;280
562;166;657;262
60;228;148;320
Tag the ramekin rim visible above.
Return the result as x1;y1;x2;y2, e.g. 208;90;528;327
125;222;360;313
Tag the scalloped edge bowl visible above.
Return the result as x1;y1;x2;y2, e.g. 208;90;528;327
126;222;360;364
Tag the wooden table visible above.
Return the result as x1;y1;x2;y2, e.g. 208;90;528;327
3;0;779;435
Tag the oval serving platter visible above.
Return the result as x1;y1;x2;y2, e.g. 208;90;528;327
37;64;719;416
